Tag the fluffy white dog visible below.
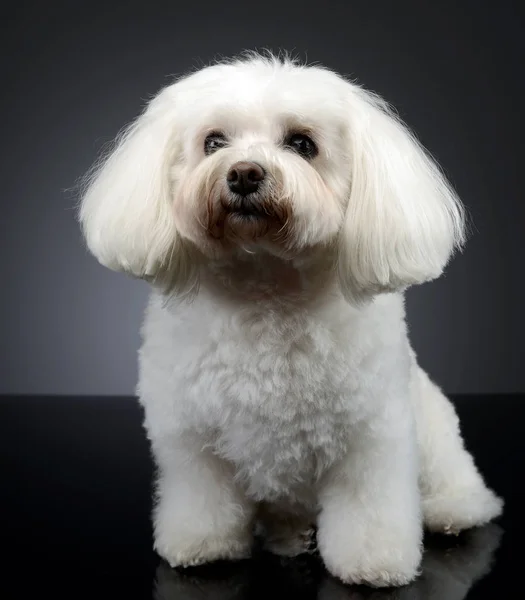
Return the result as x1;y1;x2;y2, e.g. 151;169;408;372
79;52;503;587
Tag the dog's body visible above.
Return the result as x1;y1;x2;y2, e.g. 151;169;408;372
79;52;502;587
140;254;500;585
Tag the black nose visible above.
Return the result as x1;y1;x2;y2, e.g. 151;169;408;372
227;161;265;196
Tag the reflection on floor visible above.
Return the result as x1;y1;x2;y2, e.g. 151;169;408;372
155;524;503;600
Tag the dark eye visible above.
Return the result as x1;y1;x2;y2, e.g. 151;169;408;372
204;132;228;155
284;133;318;159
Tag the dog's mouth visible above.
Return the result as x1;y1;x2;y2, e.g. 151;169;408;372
221;194;271;238
228;211;266;223
223;207;272;240
223;194;269;219
206;184;292;246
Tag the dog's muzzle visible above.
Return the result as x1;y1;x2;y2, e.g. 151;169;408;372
207;161;290;244
226;161;265;197
225;161;268;217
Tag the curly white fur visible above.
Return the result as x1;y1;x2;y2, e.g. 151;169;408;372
78;51;503;588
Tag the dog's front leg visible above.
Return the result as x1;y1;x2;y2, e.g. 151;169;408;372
152;434;254;568
317;401;423;588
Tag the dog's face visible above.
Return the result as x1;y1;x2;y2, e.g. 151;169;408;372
170;63;350;260
79;53;465;302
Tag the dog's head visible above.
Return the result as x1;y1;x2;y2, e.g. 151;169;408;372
79;53;465;302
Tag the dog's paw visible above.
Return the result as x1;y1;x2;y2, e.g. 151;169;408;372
318;521;422;588
155;535;252;569
264;526;317;557
423;485;504;534
321;550;421;588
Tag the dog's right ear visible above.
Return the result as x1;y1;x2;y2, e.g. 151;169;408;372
78;85;194;292
337;84;466;304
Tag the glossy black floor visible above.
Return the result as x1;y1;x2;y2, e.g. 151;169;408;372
2;395;523;599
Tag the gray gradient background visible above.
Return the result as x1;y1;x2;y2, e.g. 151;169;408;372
0;1;523;395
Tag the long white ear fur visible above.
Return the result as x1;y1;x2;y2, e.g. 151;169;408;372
77;88;194;292
338;85;466;303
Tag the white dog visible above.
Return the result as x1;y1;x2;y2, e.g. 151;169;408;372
78;52;503;587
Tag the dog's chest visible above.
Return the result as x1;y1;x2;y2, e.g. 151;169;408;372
182;306;367;503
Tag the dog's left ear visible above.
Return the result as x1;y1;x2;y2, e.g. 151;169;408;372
77;84;195;293
337;85;466;303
